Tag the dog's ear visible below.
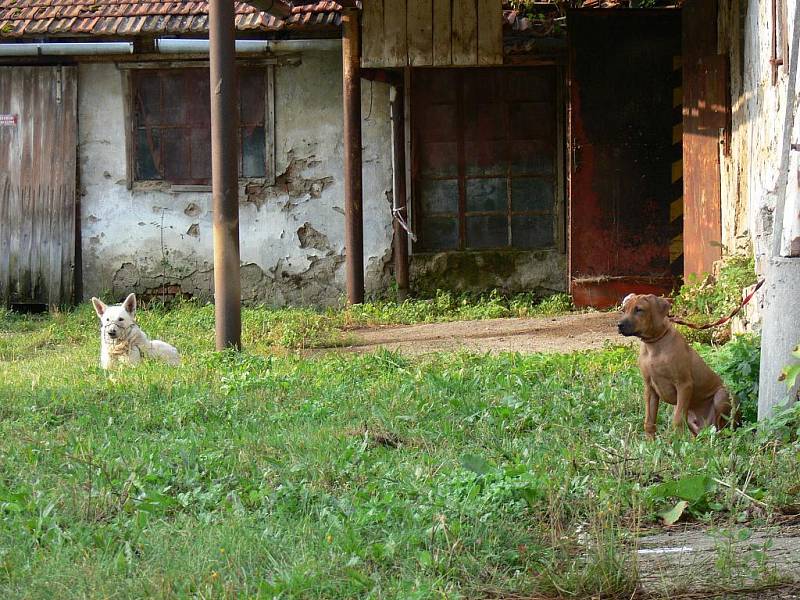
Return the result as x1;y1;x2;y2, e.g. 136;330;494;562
655;296;672;317
621;293;636;310
91;297;107;318
122;293;137;316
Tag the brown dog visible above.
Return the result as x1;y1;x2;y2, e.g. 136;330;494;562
617;294;733;438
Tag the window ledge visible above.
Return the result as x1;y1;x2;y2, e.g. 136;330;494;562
131;179;268;194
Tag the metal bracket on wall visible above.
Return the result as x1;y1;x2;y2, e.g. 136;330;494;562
571;143;581;171
56;67;62;104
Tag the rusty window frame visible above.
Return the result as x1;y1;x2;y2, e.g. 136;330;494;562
411;67;559;253
127;65;273;187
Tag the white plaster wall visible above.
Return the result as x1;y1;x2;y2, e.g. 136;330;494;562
718;0;751;255
740;0;799;268
78;49;393;307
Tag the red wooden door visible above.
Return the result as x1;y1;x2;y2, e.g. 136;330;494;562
568;11;682;308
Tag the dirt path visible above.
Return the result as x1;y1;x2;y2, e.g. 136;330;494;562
336;311;633;355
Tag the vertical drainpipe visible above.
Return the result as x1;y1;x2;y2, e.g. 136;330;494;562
209;0;242;350
342;8;365;305
390;84;410;300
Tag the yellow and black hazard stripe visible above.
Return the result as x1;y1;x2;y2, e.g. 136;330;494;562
670;54;683;277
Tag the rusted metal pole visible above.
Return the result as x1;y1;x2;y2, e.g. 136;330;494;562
771;0;780;85
209;0;241;350
342;8;364;304
390;85;409;301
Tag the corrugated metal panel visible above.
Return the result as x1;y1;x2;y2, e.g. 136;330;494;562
0;66;77;307
682;0;724;279
568;12;681;309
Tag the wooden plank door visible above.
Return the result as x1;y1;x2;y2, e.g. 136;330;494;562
0;66;78;308
568;11;682;308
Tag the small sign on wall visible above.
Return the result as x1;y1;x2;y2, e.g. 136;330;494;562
0;114;18;127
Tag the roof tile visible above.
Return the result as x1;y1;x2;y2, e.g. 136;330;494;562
0;0;342;37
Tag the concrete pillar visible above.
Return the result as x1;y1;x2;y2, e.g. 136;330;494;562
758;257;800;419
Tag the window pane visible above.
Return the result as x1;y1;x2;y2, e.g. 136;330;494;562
420;104;458;142
510;140;554;175
463;102;506;142
466;178;506;212
509;102;554;141
420;217;459;251
134;75;161;125
466;215;508;249
162;130;191;183
161;73;188;126
186;73;210;126
465;140;507;176
419;142;458;178
511;178;554;212
242;125;266;178
511;214;554;249
190;128;212;182
135;128;162;180
239;69;266;124
420;179;458;215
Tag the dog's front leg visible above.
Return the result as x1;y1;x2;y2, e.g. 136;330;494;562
129;346;142;366
643;383;659;439
673;382;694;434
100;347;111;370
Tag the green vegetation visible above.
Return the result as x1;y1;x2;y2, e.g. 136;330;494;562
708;334;761;424
1;302;798;598
671;253;759;343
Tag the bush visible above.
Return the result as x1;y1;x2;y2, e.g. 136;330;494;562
707;334;761;424
672;253;758;344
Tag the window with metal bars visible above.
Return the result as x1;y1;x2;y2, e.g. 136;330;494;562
131;68;268;185
412;67;558;252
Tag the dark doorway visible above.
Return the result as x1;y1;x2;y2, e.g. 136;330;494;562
568;11;682;308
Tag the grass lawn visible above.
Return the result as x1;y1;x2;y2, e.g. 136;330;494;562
0;300;798;599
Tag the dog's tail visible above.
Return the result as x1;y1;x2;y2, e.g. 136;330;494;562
148;340;181;366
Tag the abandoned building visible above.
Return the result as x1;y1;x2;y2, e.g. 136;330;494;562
0;0;781;310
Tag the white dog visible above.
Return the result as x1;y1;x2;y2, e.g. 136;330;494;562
91;293;181;370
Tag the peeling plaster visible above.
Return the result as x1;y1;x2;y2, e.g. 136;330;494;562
77;51;395;307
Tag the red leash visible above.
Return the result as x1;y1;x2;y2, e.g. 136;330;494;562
669;279;766;330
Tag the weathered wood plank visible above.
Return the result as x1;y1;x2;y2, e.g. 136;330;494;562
31;186;45;302
361;0;386;68
59;67;78;305
408;0;433;66
452;0;478;66
18;185;33;302
383;0;407;68
6;184;20;303
0;179;8;305
432;0;452;66
477;0;503;65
